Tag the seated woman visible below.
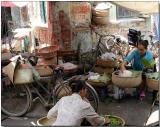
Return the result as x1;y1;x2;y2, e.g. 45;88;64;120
120;40;155;99
47;80;110;126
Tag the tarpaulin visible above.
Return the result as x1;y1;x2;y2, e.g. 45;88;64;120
112;2;159;14
1;1;15;7
1;1;28;7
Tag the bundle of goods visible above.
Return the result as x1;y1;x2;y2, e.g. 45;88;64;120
112;70;142;88
101;52;116;61
2;55;37;85
94;52;116;75
59;62;78;73
146;72;159;91
87;72;111;87
141;58;156;69
57;62;78;77
37;57;57;66
92;8;109;25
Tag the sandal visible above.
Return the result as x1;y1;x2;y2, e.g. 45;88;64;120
139;90;145;101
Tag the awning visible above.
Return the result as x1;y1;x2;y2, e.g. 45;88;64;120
1;1;16;7
1;1;28;8
112;2;159;14
13;2;28;7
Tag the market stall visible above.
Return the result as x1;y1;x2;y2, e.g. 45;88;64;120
1;1;160;126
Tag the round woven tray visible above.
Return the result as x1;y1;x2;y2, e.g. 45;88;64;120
36;45;59;59
146;78;158;91
112;71;142;88
87;80;109;87
37;116;56;126
37;115;125;126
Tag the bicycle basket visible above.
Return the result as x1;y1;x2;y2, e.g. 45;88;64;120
14;63;34;85
3;55;34;85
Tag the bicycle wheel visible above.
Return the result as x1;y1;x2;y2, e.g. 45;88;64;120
54;81;99;112
85;82;99;112
1;76;32;117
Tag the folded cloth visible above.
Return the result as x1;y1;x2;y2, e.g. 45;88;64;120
60;62;78;71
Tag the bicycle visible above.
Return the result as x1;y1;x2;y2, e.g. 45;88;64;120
80;26;128;67
1;55;99;117
141;30;159;52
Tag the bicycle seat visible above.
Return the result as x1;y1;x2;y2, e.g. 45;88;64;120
28;56;38;66
149;35;153;38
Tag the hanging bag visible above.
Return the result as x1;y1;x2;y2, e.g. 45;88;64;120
3;55;34;85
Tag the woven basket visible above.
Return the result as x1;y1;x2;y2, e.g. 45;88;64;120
92;16;108;25
93;66;114;74
112;71;142;88
146;78;158;91
35;65;53;77
96;59;116;68
92;9;109;17
36;45;59;59
104;115;125;126
55;85;72;98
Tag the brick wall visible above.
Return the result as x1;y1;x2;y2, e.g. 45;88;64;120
49;2;149;52
50;2;91;50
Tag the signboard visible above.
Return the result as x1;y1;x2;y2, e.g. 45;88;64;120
70;2;91;27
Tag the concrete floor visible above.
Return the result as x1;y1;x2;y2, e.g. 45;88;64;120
1;93;158;126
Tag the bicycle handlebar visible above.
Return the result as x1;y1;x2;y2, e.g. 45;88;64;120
90;25;116;39
93;30;116;39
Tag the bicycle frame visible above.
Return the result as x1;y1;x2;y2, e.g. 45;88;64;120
31;77;55;107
